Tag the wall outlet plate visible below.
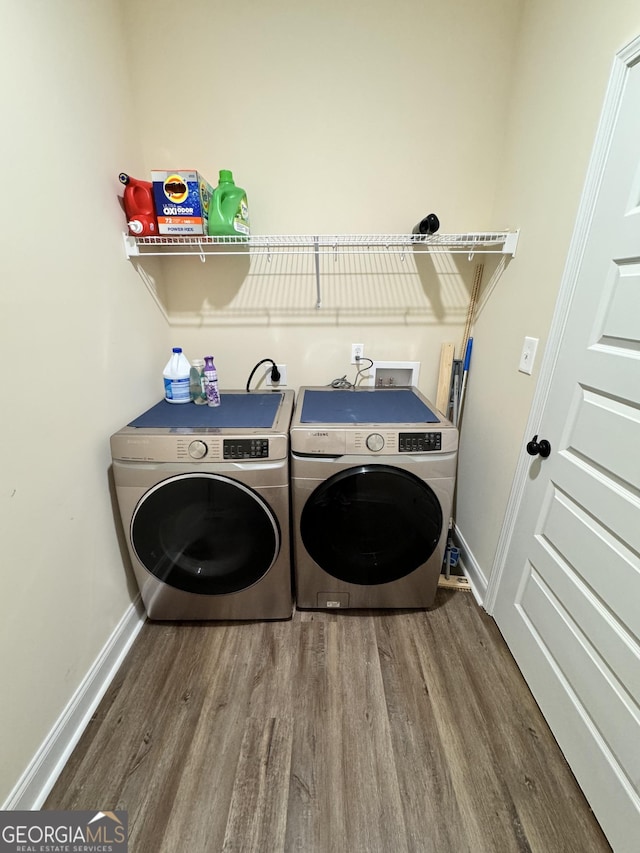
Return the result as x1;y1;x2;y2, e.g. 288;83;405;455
265;364;287;386
351;343;364;364
519;337;539;375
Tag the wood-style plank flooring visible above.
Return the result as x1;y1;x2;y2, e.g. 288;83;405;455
45;590;611;852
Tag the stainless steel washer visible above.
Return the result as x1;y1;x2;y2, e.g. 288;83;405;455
110;390;294;620
290;387;458;609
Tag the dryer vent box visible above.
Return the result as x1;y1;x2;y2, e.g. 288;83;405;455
367;361;420;388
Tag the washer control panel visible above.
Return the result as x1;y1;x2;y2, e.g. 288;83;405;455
399;432;442;452
223;438;269;460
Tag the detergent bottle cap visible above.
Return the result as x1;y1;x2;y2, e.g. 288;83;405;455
172;347;182;353
219;169;234;183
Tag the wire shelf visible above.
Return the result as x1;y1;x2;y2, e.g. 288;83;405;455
124;231;519;259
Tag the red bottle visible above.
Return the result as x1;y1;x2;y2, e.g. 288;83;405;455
119;173;157;236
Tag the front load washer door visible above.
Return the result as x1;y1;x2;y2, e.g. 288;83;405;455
300;464;442;585
131;473;279;595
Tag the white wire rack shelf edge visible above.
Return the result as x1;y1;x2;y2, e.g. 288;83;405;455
123;231;519;259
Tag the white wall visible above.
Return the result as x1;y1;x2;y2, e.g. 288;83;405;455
121;0;522;398
455;0;640;592
0;1;169;805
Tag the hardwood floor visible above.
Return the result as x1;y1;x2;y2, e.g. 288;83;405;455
45;590;611;852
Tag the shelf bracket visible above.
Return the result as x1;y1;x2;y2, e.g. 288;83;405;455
123;233;139;258
502;229;520;256
314;236;322;309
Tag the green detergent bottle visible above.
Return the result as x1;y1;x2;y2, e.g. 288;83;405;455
207;169;250;237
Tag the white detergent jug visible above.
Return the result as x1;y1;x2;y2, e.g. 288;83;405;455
163;347;191;403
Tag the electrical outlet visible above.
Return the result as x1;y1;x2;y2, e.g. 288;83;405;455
351;343;364;364
518;337;539;375
265;364;287;386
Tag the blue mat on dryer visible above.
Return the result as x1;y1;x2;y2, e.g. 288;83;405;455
301;389;439;424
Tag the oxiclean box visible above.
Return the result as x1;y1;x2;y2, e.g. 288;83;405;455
151;170;214;235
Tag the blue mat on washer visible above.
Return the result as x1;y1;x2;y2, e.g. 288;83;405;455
128;393;282;429
301;389;439;424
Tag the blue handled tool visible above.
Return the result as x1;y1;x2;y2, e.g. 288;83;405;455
456;337;473;425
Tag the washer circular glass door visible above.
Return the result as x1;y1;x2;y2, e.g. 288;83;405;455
131;473;280;595
300;464;442;585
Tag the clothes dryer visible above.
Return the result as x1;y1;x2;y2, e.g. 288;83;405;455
110;390;294;620
290;387;458;609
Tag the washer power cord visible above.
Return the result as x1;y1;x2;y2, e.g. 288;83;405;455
328;356;374;389
246;358;281;392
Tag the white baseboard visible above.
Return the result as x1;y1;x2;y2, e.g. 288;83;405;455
453;524;488;606
3;597;146;810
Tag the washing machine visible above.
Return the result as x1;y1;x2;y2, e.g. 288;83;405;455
290;386;458;609
110;390;294;620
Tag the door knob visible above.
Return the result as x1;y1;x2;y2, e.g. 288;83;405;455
526;435;551;458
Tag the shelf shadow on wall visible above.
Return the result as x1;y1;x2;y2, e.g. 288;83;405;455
412;250;507;323
162;251;251;311
131;247;507;326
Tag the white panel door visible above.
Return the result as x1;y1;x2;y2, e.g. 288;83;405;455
492;38;640;853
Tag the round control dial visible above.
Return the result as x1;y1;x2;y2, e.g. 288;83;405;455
366;433;385;452
188;440;208;459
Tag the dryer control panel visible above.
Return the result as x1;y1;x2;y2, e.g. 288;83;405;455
290;427;457;455
399;432;442;452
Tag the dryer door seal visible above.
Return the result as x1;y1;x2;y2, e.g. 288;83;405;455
300;464;442;585
131;473;280;595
